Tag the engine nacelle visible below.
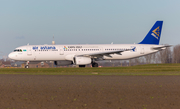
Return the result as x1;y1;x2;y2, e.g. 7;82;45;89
74;57;91;65
54;60;73;66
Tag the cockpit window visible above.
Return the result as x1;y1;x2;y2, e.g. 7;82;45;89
14;49;22;52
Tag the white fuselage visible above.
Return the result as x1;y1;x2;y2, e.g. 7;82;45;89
8;44;162;62
8;21;167;67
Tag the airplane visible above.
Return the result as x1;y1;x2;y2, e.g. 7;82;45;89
8;21;171;68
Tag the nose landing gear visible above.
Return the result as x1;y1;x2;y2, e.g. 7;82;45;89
25;61;29;68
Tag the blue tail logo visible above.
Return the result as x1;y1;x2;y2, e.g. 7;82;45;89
139;21;163;45
152;26;160;39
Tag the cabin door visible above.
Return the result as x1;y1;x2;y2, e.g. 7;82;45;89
27;46;32;55
59;47;64;55
140;46;144;54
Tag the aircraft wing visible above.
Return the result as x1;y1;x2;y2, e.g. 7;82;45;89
78;49;132;58
152;45;172;50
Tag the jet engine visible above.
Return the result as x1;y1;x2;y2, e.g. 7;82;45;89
54;60;73;66
74;57;91;65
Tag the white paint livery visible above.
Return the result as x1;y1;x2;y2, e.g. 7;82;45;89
8;21;171;67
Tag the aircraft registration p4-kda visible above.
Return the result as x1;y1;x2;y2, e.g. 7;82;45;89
8;21;171;68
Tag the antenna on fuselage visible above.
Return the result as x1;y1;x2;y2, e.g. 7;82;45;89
52;34;55;45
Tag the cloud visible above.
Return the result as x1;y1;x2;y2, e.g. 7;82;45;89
14;36;25;39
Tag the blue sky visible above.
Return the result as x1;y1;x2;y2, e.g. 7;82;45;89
1;0;180;57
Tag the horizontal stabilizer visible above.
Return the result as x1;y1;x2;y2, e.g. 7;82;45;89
151;45;172;50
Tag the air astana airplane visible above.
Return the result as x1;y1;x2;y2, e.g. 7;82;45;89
8;21;170;68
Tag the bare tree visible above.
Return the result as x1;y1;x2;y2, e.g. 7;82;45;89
153;52;160;63
134;57;140;65
144;54;154;64
173;45;180;63
129;58;137;66
0;60;2;66
150;53;157;64
157;47;172;63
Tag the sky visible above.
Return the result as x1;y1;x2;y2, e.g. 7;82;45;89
1;0;180;58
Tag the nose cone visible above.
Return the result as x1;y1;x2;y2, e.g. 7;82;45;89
8;52;15;60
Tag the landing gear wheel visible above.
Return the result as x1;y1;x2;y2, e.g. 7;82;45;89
92;63;98;67
25;65;29;68
79;65;86;67
25;61;29;68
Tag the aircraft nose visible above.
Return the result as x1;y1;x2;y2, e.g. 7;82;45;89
8;52;15;60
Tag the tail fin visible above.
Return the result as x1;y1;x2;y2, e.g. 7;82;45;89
139;21;163;45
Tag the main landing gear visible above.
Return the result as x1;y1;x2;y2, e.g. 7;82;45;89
79;65;86;67
92;62;98;67
78;63;98;68
91;59;98;67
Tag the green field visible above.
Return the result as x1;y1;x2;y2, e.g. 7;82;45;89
1;64;180;75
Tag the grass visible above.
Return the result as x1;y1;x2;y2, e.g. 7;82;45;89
1;63;180;75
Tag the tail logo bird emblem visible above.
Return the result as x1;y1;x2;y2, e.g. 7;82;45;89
151;26;160;39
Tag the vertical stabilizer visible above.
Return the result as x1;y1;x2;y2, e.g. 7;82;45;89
139;21;163;45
